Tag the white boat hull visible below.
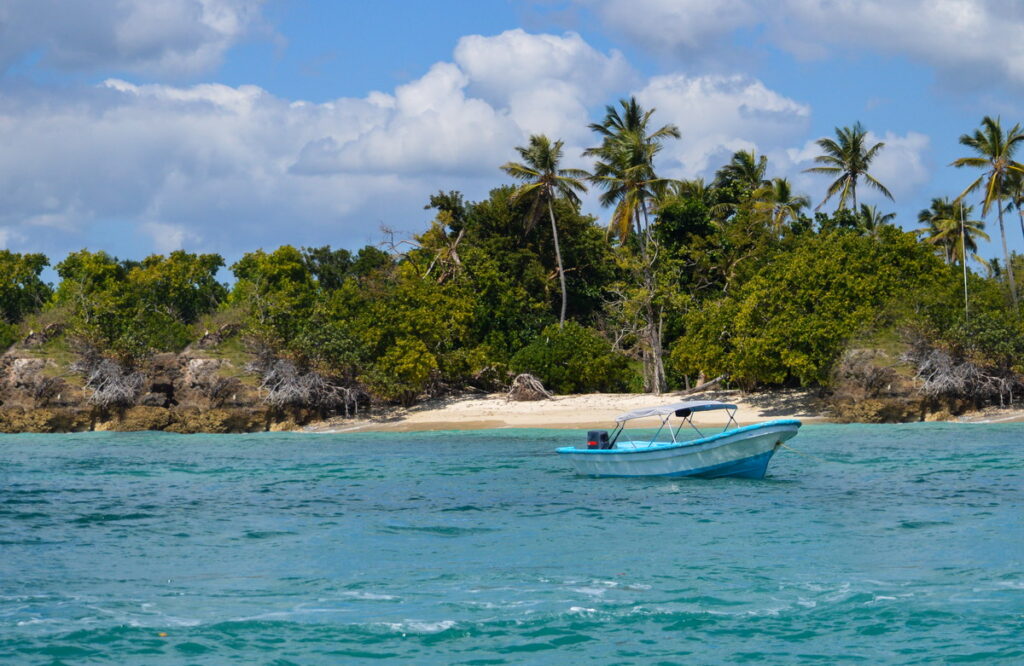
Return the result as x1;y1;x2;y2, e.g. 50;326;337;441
556;420;801;479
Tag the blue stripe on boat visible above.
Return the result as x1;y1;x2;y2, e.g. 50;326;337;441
580;449;776;480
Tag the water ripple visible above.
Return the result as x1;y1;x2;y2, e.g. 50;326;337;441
1;424;1022;663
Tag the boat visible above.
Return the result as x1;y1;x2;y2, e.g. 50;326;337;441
556;400;800;479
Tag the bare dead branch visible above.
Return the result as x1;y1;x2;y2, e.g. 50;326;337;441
507;373;552;401
901;338;1023;406
71;351;145;409
247;354;365;416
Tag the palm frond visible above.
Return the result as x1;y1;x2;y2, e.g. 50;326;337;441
803;165;843;175
862;173;894;200
501;162;541;181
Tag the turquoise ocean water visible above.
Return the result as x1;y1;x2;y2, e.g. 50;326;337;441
1;424;1022;664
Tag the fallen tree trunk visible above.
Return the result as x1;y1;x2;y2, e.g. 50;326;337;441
677;374;726;397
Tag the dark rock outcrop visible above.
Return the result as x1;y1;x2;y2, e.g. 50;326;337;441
0;347;314;433
827;346;971;423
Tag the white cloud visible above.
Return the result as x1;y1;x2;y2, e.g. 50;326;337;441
0;78;393;253
455;29;633;102
580;0;757;53
0;0;265;76
290;30;637;177
0;30;639;255
142;222;201;254
291;63;522;176
785;130;931;208
581;0;1024;88
0;25;927;256
863;131;932;200
635;74;811;176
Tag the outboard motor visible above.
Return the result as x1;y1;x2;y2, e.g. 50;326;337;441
586;430;611;449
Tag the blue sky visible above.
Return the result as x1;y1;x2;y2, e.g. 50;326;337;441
2;0;1024;267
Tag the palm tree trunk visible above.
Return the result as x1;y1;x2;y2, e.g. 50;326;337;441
1018;207;1024;262
547;200;568;327
633;206;656;394
997;205;1019;306
640;200;665;394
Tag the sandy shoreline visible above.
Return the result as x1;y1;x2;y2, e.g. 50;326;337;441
301;389;1024;433
303;389;833;433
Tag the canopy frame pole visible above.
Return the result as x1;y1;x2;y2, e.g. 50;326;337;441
649;414;671;446
688;415;704;437
673;414;704;441
724;408;738;432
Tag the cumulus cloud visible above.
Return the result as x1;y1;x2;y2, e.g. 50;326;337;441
454;28;635;141
291;63;523;176
581;0;1024;88
635;73;811;176
785;130;931;208
0;0;265;76
0;78;391;253
856;131;932;201
0;25;926;256
0;30;638;254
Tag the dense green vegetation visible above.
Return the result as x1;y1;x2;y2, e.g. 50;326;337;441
3;104;1023;412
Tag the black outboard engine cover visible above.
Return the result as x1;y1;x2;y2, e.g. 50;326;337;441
586;430;611;449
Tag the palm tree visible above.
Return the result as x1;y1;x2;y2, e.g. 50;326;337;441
662;177;715;207
1002;169;1024;252
584;97;680;393
951;115;1024;306
918;197;958;264
584;97;681;243
501;134;588;327
917;197;989;266
750;178;809;236
804;121;893;211
707;150;772;222
856;204;896;239
713;149;770;192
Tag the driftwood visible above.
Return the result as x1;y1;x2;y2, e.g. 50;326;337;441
71;354;145;409
247;355;363;417
507;373;552;401
902;342;1023;406
677;374;726;397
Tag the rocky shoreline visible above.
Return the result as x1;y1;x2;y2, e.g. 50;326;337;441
0;345;328;434
1;342;1017;434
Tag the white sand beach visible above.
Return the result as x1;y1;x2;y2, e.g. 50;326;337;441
303;389;831;432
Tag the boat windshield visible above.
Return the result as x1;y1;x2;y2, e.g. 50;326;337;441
610;401;739;448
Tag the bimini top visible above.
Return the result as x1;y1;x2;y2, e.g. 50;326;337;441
614;400;737;423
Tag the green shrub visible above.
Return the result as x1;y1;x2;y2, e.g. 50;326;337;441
0;251;51;324
0;321;18;351
670;228;945;388
510;322;634;394
361;337;438;405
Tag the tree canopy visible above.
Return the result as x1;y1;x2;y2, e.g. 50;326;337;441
1;103;1022;414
